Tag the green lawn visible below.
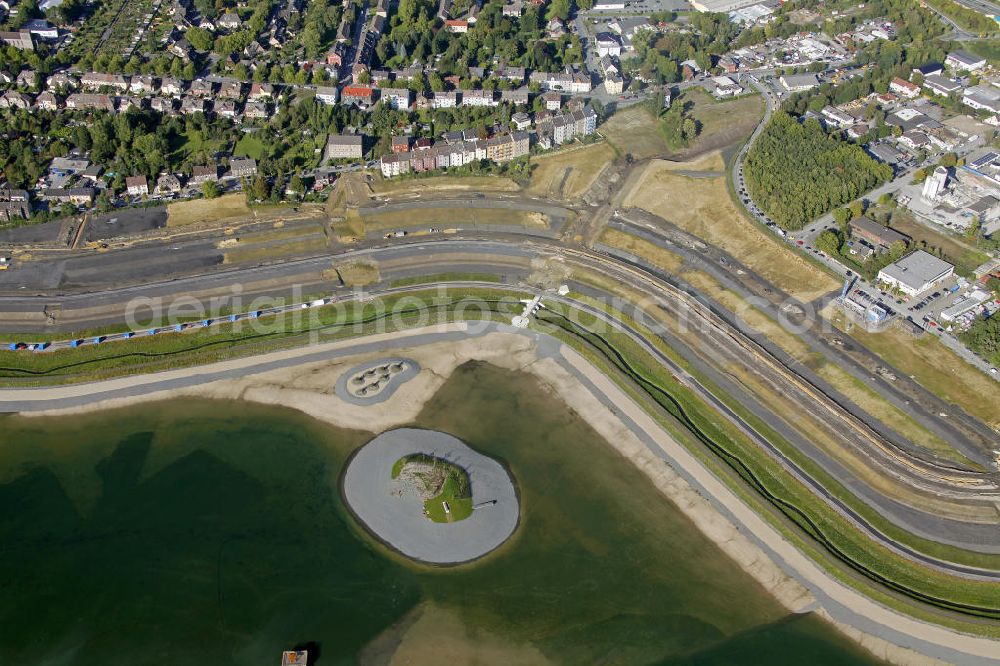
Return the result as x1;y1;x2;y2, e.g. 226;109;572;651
234;135;266;161
424;471;474;523
393;453;474;523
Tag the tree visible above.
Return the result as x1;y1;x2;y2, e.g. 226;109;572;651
202;181;221;199
816;229;842;256
187;27;214;52
848;200;864;219
939;152;958;168
833;207;851;227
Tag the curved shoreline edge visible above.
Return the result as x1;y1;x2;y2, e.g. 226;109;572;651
341;428;519;565
1;322;998;665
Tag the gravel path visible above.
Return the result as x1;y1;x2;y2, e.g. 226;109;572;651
342;428;519;564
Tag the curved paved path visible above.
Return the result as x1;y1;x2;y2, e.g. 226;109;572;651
342;428;519;564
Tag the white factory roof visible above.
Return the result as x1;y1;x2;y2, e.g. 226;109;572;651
878;251;954;292
691;0;761;12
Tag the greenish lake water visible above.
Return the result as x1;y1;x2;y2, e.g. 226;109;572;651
0;362;882;665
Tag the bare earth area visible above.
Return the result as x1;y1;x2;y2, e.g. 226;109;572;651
623;155;838;302
527;142;616;200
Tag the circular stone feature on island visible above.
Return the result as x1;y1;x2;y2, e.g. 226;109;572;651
342;428;519;564
335;358;420;405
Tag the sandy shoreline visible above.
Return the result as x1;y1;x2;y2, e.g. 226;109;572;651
5;325;998;665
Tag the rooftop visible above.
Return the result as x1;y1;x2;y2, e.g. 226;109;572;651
879;250;954;290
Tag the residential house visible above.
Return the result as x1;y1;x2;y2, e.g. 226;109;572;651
445;19;468;32
81;72;129;92
501;88;530;105
530;71;591;93
495;65;525;84
315;86;340;105
341;85;375;107
463;89;495;107
126;175;149;196
215;99;239;118
219;80;243;100
46;71;77;90
155;174;183;195
0;30;33;51
541;91;562;110
391;136;410;153
190;165;219;185
0;91;30;109
151;96;176;113
41;187;95;205
65;93;115;112
16;69;36;89
118;96;144;111
189;79;214;97
380;87;411;109
33;91;59;110
327;134;366;160
180;96;206;114
432;91;459;108
502;0;523;16
217;12;242;30
889;77;920;99
249;83;274;100
243;101;269;119
604;74;623;95
595;32;621;58
160;77;183;96
512;112;531;130
229;158;257;178
130;75;157;94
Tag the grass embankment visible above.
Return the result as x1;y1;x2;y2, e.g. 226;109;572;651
223;237;328;264
676;270;965;464
623;155;838;302
598;228;684;273
359;207;547;232
371;175;519;195
389;272;502;287
335;261;380;287
527;142;615;199
567;270;992;521
824;305;1000;429
0;289;527;386
535;295;1000;635
166;194;251;227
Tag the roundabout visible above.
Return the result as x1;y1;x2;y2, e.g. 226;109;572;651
341;428;519;564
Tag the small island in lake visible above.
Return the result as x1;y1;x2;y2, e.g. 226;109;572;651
392;454;473;522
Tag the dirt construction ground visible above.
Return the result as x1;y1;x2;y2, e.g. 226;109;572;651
527;143;616;200
623;155;838;302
